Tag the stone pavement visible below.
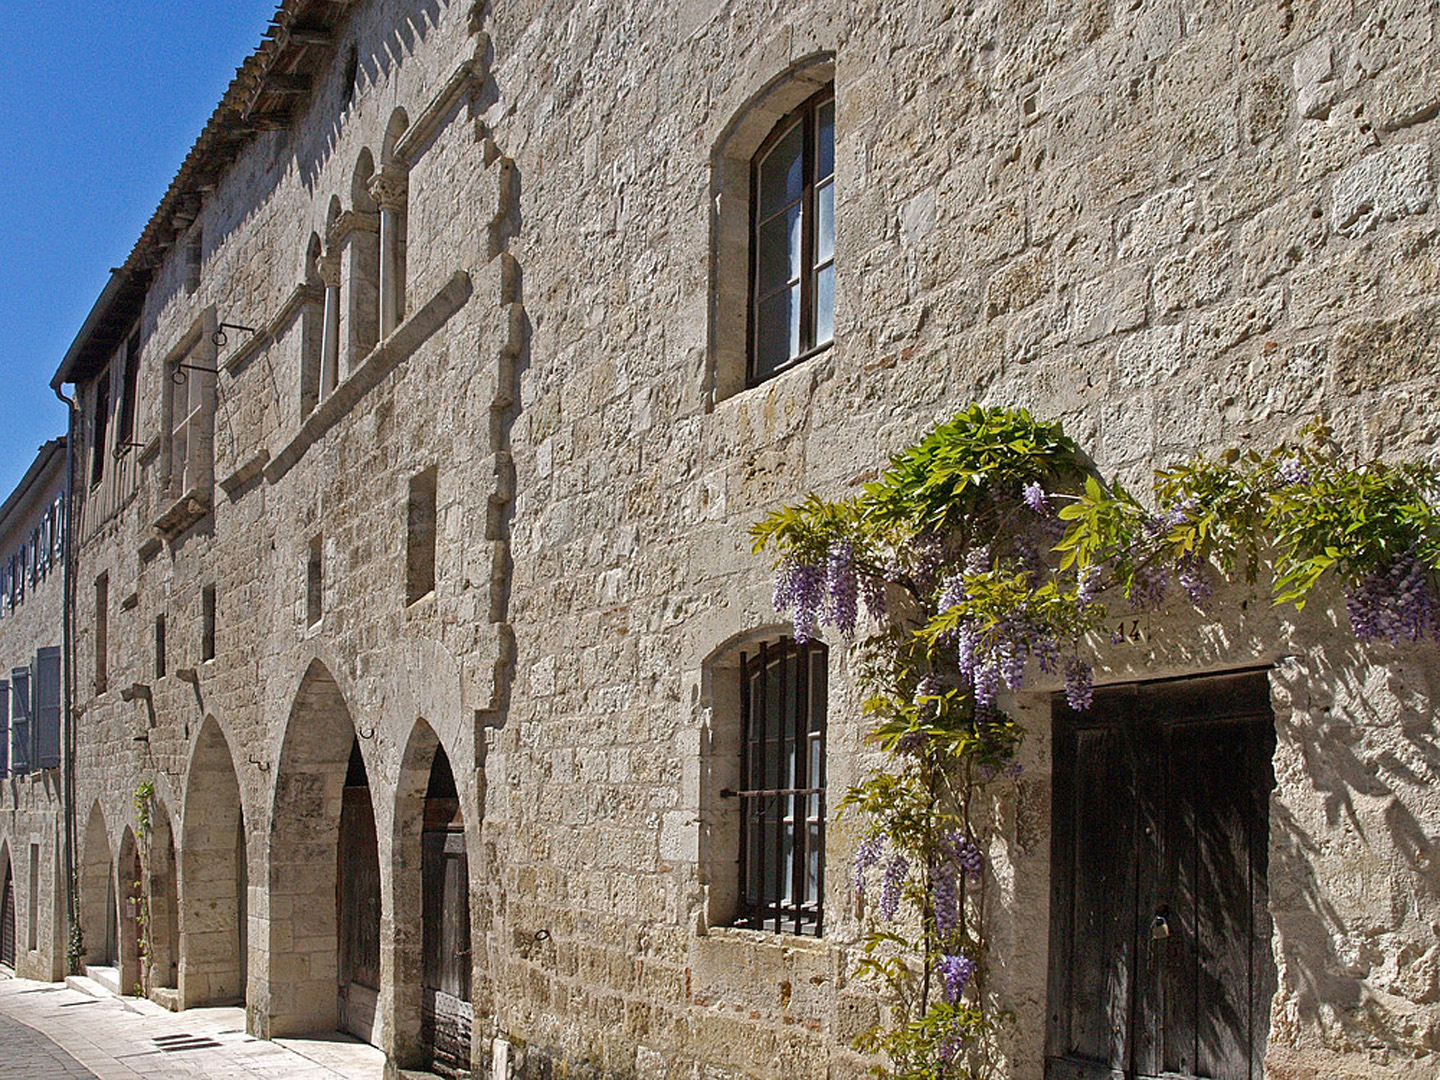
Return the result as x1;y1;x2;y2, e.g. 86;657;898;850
0;971;386;1079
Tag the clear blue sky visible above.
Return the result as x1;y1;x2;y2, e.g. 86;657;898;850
0;1;280;497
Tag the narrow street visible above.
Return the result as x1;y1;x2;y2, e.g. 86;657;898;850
0;972;384;1079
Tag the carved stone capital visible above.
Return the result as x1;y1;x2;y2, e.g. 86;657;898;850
368;168;409;213
319;251;343;288
328;209;379;246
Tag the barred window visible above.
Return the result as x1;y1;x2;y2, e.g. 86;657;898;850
735;638;827;934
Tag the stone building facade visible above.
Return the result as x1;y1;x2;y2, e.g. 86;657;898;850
0;438;68;982
34;0;1440;1078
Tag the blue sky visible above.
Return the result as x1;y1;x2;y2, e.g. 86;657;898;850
0;1;280;497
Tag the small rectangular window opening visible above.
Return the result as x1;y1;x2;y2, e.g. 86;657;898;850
406;468;438;605
201;585;216;661
91;376;110;486
185;228;203;295
155;615;167;679
306;536;323;627
27;844;38;951
116;329;141;450
94;574;108;694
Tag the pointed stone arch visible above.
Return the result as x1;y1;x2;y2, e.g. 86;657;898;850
343;150;380;365
80;801;116;969
381;107;410;168
147;798;181;996
180;716;248;1007
0;841;14;969
390;719;473;1072
117;826;142;994
264;659;380;1043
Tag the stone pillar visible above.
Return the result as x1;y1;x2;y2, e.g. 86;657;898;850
370;169;409;339
319;250;342;399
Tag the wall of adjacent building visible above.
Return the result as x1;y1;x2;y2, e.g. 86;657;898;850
0;442;68;983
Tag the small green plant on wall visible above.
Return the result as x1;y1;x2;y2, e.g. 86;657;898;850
751;405;1440;1078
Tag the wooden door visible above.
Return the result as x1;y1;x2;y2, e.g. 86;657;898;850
1;862;14;968
104;863;119;966
1047;671;1276;1080
422;829;472;1076
338;782;381;1043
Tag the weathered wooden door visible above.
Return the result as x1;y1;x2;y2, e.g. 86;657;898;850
104;862;118;965
421;746;471;1077
1;861;15;968
1047;671;1277;1080
338;759;381;1044
423;830;472;1075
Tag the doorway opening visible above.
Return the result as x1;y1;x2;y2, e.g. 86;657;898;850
1046;670;1277;1080
339;738;382;1042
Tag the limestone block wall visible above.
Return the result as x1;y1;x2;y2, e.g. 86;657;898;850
0;445;68;983
479;0;1440;1078
54;0;1440;1078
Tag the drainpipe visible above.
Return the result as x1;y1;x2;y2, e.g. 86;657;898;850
53;383;78;972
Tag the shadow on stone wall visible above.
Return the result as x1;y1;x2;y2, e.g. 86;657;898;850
1269;647;1440;1071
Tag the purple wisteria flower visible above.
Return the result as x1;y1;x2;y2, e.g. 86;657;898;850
963;545;991;576
854;834;886;894
938;574;967;611
879;854;909;921
1032;634;1060;675
912;534;945;593
972;659;1002;710
1275;458;1311;487
825;539;859;637
1346;551;1440;644
932;865;958;937
1023;481;1049;515
956;622;979;680
1177;556;1213;607
773;559;824;641
1064;656;1094;711
938;1025;966;1065
940;831;983;880
860;574;887;620
1076;565;1101;606
938;954;978;1004
894;731;929;756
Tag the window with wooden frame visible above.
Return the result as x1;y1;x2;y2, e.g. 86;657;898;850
749;88;835;385
709;56;833;404
90;372;110;487
733;637;827;935
159;309;217;520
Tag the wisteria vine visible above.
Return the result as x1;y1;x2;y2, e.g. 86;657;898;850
750;406;1440;1079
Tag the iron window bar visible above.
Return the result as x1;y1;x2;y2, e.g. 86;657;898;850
736;637;827;937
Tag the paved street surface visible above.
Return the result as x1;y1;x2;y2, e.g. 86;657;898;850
0;971;386;1079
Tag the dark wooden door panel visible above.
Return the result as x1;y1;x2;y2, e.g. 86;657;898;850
423;829;471;1076
1049;673;1275;1080
1068;725;1137;1070
1;865;14;968
340;784;381;993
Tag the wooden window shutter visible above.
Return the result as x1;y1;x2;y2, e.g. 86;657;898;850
9;668;29;776
0;680;8;778
33;647;61;770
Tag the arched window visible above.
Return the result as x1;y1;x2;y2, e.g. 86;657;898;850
750;89;834;384
709;56;834;402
